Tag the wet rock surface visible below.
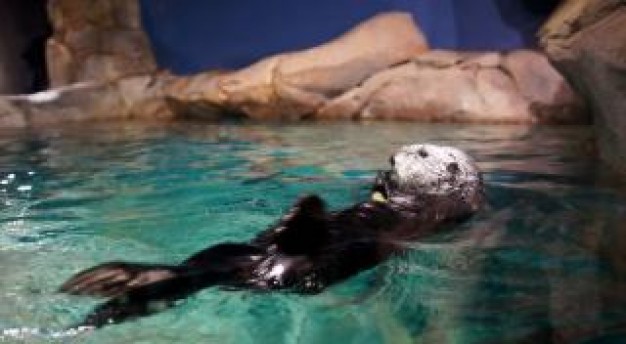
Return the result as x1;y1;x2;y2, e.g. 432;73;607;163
540;0;626;173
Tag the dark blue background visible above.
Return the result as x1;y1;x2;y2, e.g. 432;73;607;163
139;0;556;74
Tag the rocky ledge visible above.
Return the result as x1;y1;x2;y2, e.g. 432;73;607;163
166;12;586;124
1;11;588;128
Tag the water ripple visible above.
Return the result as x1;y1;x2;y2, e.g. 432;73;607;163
0;122;624;343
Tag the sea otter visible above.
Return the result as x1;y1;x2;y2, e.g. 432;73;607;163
59;144;483;328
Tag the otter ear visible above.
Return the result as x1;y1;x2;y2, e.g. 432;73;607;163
286;194;327;220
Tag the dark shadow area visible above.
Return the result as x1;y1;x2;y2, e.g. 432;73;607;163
0;0;51;94
447;0;560;50
494;0;560;47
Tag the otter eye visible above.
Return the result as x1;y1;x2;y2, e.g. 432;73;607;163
447;162;460;174
418;148;428;158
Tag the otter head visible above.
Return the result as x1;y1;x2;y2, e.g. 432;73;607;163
372;144;483;219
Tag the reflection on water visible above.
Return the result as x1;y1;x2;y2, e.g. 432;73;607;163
0;122;624;343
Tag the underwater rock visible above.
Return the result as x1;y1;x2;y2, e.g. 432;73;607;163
46;0;157;87
540;0;626;174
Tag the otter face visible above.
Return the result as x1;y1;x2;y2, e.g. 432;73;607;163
373;144;483;213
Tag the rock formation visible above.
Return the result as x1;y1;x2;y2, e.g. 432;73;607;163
167;12;429;120
0;10;588;127
540;0;626;173
166;12;585;124
0;75;173;128
46;0;157;87
315;50;585;123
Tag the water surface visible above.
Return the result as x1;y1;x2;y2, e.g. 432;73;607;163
0;122;624;343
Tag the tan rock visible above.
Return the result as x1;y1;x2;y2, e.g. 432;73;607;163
46;0;156;86
319;50;585;123
413;50;464;68
503;50;586;124
0;76;175;127
475;67;530;122
354;62;530;123
539;0;623;59
46;39;74;88
460;52;502;69
540;0;626;174
276;11;427;94
116;74;173;120
82;55;124;82
165;11;583;124
173;12;429;120
9;7;585;127
6;83;124;124
0;98;27;127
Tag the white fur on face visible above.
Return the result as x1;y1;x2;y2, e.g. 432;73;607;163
392;144;481;197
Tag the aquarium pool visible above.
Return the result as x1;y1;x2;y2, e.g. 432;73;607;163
0;122;625;343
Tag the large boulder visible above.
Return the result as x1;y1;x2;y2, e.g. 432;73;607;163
539;0;626;174
168;12;429;120
318;50;585;123
167;12;585;124
46;0;157;87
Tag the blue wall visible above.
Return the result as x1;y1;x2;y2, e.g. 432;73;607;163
140;0;556;75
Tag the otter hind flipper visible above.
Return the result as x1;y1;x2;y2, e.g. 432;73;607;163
59;262;181;298
77;269;227;328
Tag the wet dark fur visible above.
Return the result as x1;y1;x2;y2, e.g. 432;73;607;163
59;171;482;328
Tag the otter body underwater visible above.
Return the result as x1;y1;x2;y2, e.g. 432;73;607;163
59;144;484;328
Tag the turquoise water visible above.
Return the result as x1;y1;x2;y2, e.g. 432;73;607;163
0;122;624;343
